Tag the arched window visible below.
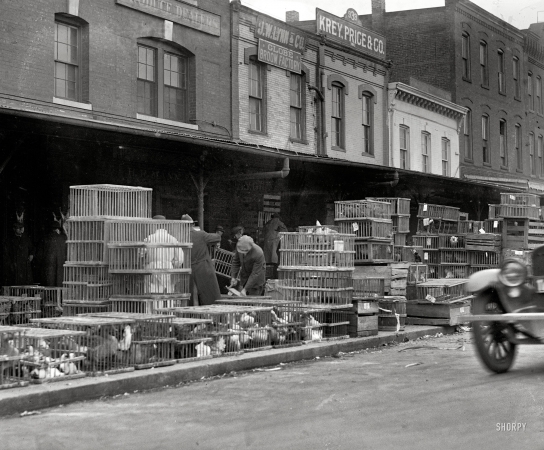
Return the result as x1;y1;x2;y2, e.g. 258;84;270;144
331;82;345;149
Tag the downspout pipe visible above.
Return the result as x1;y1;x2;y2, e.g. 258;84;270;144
231;157;290;180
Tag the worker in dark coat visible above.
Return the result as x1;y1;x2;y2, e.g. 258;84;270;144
262;214;287;278
36;220;67;287
230;236;266;296
1;221;34;286
183;215;222;305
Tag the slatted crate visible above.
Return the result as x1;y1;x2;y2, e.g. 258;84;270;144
80;312;176;369
465;233;502;251
393;246;423;263
483;219;503;234
367;197;410;215
210;247;234;278
421;249;440;265
378;297;407;331
66;218;109;241
3;286;61;319
412;235;439;249
0;297;11;315
62;301;112;316
354;241;394;264
156;305;274;355
336;219;393;240
67;242;108;264
407;264;428;284
427;264;440;279
528;221;544;249
108;219;192;245
110;295;190;314
0;313;10;325
0;326;29;389
297;225;339;233
353;278;385;298
416;218;439;234
437;265;469;279
334;199;392;220
277;269;353;306
7;296;41;326
30;316;136;376
279;250;355;269
299;305;350;340
215;298;303;347
280;232;355;251
468;250;501;267
392;215;410;233
111;273;191;297
488;204;501;219
438;235;465;249
393;233;408;246
415;279;469;301
458;221;475;235
440;249;468;264
500;193;540;206
418;203;460;221
107;245;191;273
63;264;112;302
169;318;213;362
69;184;153;219
14;327;87;384
496;204;541;219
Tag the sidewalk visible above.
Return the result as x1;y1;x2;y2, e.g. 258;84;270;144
0;325;457;417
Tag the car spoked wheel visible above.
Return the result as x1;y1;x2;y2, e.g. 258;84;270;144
473;321;516;373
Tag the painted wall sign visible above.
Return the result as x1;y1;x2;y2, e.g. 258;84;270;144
255;14;306;53
258;39;301;74
116;0;221;37
316;8;386;59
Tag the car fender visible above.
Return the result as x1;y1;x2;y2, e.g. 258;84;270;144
466;268;500;294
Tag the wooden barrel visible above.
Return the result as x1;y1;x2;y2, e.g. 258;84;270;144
378;296;407;331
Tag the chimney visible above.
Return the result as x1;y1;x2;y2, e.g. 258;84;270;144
286;11;299;23
371;0;385;34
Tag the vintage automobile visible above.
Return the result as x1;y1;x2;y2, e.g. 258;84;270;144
465;245;544;373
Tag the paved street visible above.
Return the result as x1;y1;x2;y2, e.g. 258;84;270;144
1;331;544;450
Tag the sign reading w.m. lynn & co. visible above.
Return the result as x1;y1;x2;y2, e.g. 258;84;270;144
255;14;306;54
316;8;386;59
116;0;221;36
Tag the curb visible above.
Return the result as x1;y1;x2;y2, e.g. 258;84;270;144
0;325;455;417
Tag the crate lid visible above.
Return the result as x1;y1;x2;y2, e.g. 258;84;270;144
31;316;135;325
79;312;175;320
417;279;468;287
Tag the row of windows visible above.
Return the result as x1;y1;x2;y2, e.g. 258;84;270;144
464;110;544;175
398;126;451;176
461;32;543;113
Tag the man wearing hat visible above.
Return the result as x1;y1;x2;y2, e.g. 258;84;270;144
35;219;66;287
230;236;266;296
228;225;244;252
183;214;222;305
1;219;34;286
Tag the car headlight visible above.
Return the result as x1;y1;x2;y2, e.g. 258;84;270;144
498;259;527;287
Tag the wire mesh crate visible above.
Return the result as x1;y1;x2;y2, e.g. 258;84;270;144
336;219;393;240
62;301;112;316
367;197;410;215
107;245;191;273
0;326;29;389
80;312;176;369
437;265;469;279
215;299;304;347
393;245;423;263
417;204;460;221
500;193;540;207
415;279;469;301
30;316;136;376
353;278;385;298
438;235;465;249
407;264;428;284
13;327;87;384
210;247;234;278
156;305;274;355
69;184;153;219
277;269;353;305
392;215;410;233
468;251;501;267
111;273;191;296
110;296;190;314
335;200;392;220
354;241;394;264
170;318;214;362
297;225;339;233
440;249;468;264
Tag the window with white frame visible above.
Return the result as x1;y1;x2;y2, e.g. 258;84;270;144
442;138;450;176
421;132;431;173
513;57;520;98
464;108;472;160
249;58;265;132
462;32;471;81
515;124;522;170
54;21;79;100
399;126;410;170
499;119;507;167
482;114;489;164
361;93;373;155
290;72;305;141
331;82;344;149
498;50;505;94
480;41;488;87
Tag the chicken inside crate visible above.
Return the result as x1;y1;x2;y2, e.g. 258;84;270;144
8;296;41;326
170;318;214;362
0;327;29;389
30;316;137;376
3;286;64;318
299;305;349;341
215;298;304;348
155;305;274;355
415;279;469;302
79;312;176;369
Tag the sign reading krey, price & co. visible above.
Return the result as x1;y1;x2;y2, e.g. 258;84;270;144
316;8;386;59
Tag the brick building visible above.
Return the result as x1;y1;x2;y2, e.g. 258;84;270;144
362;0;544;205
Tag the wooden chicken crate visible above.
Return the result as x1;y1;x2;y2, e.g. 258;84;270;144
465;233;501;251
491;204;541;219
417;203;459;221
211;247;234;279
354;241;394;264
392;215;410;233
336;218;393;240
335;200;392;220
366;197;410;215
406;298;472;326
412;235;439;249
500;193;540;206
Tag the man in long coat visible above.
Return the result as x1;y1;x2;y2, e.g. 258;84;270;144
262;214;287;277
183;215;221;305
36;221;66;287
230;236;266;296
2;222;34;286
